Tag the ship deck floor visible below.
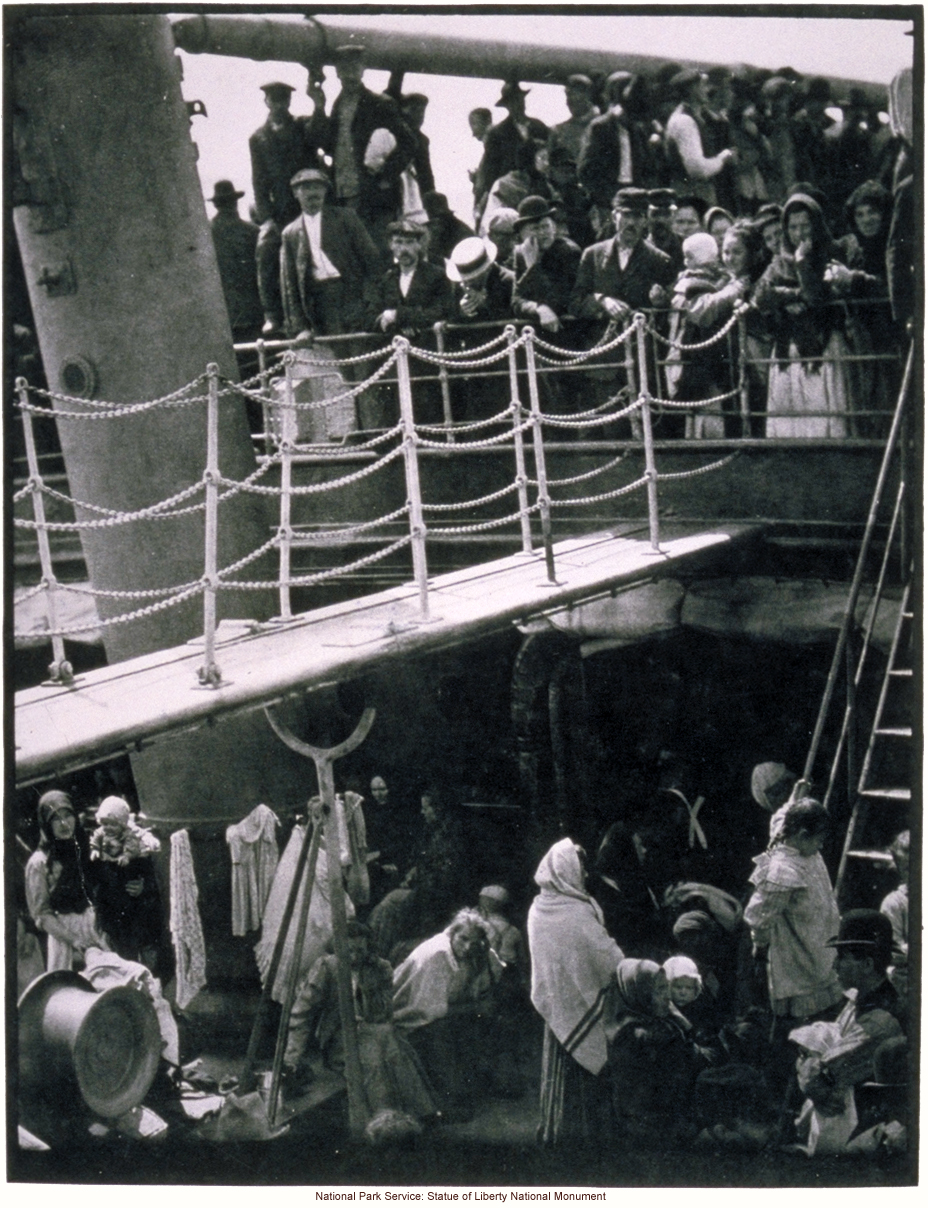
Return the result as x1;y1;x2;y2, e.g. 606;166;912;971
15;522;760;785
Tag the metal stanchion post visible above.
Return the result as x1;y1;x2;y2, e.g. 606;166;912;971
625;317;642;441
523;329;557;583
17;378;73;684
433;322;456;444
737;311;751;437
199;363;222;686
506;326;533;555
277;353;296;621
394;336;430;619
256;338;272;457
634;315;661;551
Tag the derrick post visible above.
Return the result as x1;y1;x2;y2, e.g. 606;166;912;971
433;322;456;443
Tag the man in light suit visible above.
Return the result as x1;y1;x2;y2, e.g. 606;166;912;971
570;187;675;434
280;167;382;340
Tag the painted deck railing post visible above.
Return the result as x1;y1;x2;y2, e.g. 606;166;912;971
506;325;534;555
17;378;73;684
394;336;430;619
633;314;661;551
276;352;297;621
199;362;222;686
255;337;274;456
522;328;557;583
433;321;456;444
737;312;751;437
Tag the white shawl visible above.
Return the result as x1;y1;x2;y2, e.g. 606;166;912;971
527;838;623;1074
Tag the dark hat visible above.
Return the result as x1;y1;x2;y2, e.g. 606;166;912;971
655;62;684;86
776;66;803;82
387;218;427;240
706;65;731;85
787;181;828;212
402;92;429;109
446;236;498;284
333;43;365;61
566;73;594;91
261;81;294;99
612;187;650;214
648;188;678;210
761;76;793;101
290;167;331;189
670;68;704;95
210;180;244;205
676;194;709;219
497;79;530;106
805;76;832;102
514;195;557;228
826;909;893;962
865;1037;908;1088
423;190;451;215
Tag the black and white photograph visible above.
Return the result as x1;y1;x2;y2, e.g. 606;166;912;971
6;3;921;1192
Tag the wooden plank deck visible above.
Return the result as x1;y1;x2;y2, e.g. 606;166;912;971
14;523;760;783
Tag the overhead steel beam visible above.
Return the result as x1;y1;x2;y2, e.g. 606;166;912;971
169;13;888;104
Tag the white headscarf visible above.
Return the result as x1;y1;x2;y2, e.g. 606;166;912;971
527;838;623;1074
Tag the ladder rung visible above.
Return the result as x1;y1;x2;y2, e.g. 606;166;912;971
874;727;913;738
889;668;913;677
859;788;911;801
847;850;895;864
901;611;913;619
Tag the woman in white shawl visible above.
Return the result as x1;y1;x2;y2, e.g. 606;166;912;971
528;838;624;1146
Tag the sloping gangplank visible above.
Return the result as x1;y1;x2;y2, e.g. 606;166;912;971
15;524;759;784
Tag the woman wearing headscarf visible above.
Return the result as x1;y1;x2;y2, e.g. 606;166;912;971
754;192;865;437
25;790;108;971
528;838;624;1146
840;179;897;436
607;958;703;1145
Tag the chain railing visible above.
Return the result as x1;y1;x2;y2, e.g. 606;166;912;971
14;303;903;687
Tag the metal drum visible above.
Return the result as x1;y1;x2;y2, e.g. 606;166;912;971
18;970;162;1119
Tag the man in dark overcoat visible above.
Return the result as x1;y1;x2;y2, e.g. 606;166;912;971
250;80;327;333
474;81;549;221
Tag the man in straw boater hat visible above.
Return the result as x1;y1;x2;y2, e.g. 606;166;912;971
445;235;514;421
280;165;381;341
249;80;328;335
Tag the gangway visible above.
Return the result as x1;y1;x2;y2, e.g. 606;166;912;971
14;520;759;787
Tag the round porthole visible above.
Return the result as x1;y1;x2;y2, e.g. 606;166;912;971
60;356;97;398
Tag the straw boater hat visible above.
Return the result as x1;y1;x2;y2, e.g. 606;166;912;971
445;237;497;283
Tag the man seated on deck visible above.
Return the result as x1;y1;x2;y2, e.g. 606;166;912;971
280;920;436;1128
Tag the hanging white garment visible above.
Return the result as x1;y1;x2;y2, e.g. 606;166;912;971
169;829;207;1011
254;823;355;1004
225;804;280;937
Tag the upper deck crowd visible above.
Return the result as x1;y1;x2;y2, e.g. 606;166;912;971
210;46;915;440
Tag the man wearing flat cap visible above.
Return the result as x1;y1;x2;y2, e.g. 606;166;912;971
647;188;684;272
665;69;736;206
549;75;600;170
250;80;328;334
280;166;381;341
571;187;674;430
474;80;549;223
316;44;416;242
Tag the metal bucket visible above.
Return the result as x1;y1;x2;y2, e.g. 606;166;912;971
18;970;162;1118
